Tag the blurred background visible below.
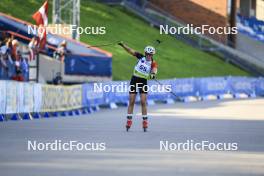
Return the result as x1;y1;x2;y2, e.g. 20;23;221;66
0;0;263;84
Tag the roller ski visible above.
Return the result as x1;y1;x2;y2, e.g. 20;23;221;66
143;117;148;132
126;117;132;132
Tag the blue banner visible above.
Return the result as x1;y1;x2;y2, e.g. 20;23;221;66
101;81;129;104
148;79;171;100
228;77;256;95
198;77;229;96
82;83;105;107
237;15;264;43
108;81;129;103
172;78;197;97
256;77;264;96
65;54;112;77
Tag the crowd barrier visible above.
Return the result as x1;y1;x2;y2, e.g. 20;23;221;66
0;76;264;121
83;76;264;106
0;81;82;115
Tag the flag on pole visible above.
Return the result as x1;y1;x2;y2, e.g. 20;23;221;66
32;1;48;26
32;1;48;49
38;25;47;49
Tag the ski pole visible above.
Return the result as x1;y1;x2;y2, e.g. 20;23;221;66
153;39;162;47
153;79;180;101
86;41;120;48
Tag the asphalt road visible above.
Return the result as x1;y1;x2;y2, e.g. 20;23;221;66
0;99;264;176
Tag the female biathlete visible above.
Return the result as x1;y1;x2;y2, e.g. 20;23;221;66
118;42;158;132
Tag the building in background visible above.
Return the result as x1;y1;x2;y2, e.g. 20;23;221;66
150;0;229;44
149;0;263;60
256;0;264;21
238;0;264;20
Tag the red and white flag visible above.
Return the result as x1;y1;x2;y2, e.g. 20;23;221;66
32;0;48;26
32;1;48;49
38;25;47;49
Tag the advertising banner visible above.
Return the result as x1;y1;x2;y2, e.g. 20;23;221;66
148;79;171;100
0;77;264;115
22;83;34;113
41;85;82;112
171;78;197;97
5;81;17;114
65;55;112;77
33;83;42;112
102;81;129;104
0;81;6;114
256;77;264;96
83;83;108;107
228;77;256;95
16;82;24;113
198;77;229;96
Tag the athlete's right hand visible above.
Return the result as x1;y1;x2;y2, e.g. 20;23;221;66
150;73;156;79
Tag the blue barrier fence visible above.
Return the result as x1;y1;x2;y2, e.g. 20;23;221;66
0;76;264;116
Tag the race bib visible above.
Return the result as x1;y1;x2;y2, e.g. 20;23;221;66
133;57;152;79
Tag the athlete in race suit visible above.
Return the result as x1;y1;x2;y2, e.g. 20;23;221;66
118;42;158;132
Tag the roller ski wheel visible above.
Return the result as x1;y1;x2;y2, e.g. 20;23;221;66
126;119;132;132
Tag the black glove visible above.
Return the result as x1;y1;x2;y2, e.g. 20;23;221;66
150;73;156;79
118;41;124;47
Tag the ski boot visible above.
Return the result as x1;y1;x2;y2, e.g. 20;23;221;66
126;116;132;131
142;117;148;132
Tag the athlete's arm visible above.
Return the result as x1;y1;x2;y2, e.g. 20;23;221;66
118;41;142;58
151;61;158;74
150;61;158;79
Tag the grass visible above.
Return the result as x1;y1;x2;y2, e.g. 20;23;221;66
0;0;250;80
